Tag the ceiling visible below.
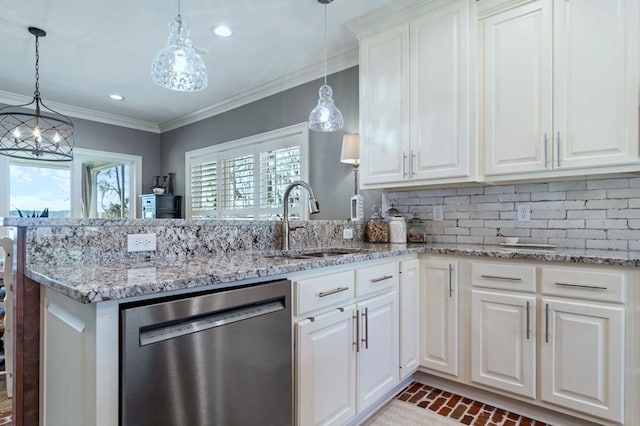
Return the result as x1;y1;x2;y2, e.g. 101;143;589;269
0;0;397;133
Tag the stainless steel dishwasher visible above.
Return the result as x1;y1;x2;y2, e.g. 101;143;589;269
120;279;292;426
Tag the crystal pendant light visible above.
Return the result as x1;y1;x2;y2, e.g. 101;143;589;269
308;0;344;132
151;0;207;92
0;27;74;161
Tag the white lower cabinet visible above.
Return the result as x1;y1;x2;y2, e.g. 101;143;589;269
540;298;624;423
399;259;420;379
470;289;536;399
465;260;629;424
356;291;399;412
296;306;357;426
294;259;401;425
419;258;458;376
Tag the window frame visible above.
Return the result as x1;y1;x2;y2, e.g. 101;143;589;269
71;148;142;219
185;122;310;220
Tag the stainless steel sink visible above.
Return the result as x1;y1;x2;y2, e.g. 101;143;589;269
263;248;367;260
298;249;363;257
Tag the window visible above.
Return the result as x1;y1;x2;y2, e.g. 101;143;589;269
186;123;309;220
9;160;71;217
0;148;141;221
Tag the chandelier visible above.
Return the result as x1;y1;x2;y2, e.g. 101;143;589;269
151;0;208;92
0;27;74;162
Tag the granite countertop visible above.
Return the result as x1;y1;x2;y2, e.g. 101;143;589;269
23;242;640;304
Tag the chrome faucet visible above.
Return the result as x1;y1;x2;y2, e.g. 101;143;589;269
282;180;320;250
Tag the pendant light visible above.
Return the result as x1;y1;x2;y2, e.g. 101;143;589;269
308;0;344;132
0;27;74;162
151;0;208;92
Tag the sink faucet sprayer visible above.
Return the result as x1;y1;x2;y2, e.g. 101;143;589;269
282;180;320;250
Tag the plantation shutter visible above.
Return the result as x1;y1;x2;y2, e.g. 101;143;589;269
259;145;301;219
190;159;217;219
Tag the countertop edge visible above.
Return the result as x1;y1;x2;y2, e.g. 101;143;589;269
24;244;640;304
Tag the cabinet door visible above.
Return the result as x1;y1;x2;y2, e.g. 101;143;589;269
420;259;458;376
471;290;536;399
410;0;470;181
481;0;553;176
296;307;357;426
399;259;419;379
359;25;410;185
540;299;624;423
356;291;399;412
553;0;639;169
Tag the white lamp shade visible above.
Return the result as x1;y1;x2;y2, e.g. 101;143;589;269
340;133;360;165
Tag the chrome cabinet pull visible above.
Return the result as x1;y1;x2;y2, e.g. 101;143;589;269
526;301;530;340
543;133;548;168
554;282;607;291
410;150;416;178
354;309;360;353
402;151;408;179
318;286;350;298
480;274;522;282
545;303;550;343
370;275;394;283
362;308;369;349
556;131;561;167
448;264;453;298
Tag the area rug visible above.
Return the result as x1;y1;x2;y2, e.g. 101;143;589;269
363;399;461;426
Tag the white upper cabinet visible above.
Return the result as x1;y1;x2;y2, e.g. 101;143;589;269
482;0;639;178
360;25;409;185
358;0;474;188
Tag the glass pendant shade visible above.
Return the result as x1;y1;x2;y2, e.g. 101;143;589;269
308;0;343;133
152;12;207;92
0;27;74;162
308;84;343;132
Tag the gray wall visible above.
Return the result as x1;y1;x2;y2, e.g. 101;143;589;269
71;117;162;193
160;66;381;220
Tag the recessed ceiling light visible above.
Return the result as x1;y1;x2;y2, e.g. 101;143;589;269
109;94;125;101
211;25;232;38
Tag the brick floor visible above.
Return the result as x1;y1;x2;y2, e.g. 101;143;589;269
395;382;548;426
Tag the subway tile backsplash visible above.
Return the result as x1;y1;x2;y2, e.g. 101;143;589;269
382;177;640;250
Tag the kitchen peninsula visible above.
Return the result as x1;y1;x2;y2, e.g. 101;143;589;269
2;218;640;426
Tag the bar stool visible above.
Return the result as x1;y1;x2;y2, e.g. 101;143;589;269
0;238;13;398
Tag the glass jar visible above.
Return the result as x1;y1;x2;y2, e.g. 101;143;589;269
385;200;407;243
366;205;389;243
407;209;426;243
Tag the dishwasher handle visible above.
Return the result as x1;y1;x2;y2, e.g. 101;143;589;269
139;299;285;346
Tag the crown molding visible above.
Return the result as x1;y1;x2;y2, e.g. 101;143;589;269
345;0;451;37
0;90;161;134
158;48;359;133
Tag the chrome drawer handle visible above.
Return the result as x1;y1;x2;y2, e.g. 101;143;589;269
480;274;522;282
370;275;394;283
318;287;350;298
526;301;530;340
362;308;369;350
554;282;607;291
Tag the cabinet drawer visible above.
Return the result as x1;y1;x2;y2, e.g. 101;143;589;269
541;267;625;303
471;262;536;293
294;270;355;315
356;262;398;297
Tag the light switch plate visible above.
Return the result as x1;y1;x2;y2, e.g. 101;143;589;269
433;206;444;221
517;204;531;222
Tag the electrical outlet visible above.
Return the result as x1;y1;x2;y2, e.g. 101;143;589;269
433;206;444;221
127;233;157;252
517;204;531;222
343;228;354;239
